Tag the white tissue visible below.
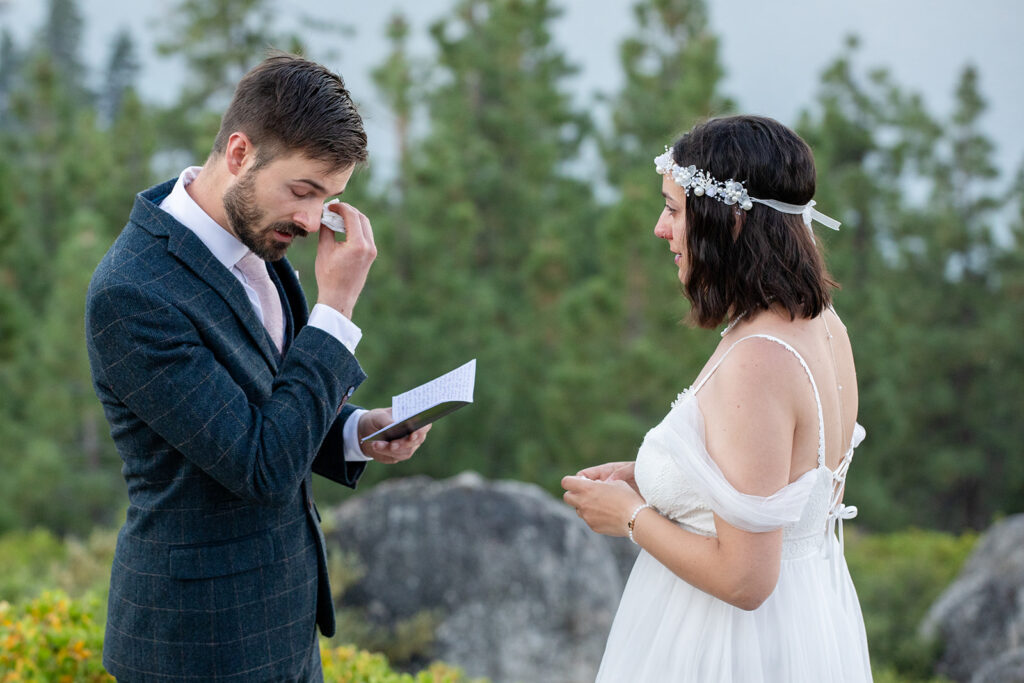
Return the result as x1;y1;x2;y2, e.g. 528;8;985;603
321;201;345;233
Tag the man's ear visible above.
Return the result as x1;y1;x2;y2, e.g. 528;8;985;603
224;132;255;177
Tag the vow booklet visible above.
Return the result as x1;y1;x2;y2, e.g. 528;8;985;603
360;359;477;443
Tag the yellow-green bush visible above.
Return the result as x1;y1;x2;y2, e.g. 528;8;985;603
0;590;112;682
0;587;481;683
320;644;486;682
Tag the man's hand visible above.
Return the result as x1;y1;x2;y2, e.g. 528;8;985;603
357;407;432;464
315;202;377;319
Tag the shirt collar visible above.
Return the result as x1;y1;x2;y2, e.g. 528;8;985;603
159;166;249;270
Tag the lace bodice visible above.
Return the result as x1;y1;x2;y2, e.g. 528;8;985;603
634;334;865;559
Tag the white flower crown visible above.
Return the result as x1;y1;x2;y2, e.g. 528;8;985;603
654;147;841;238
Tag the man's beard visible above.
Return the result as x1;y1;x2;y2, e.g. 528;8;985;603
223;170;304;262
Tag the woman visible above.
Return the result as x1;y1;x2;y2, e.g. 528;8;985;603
562;115;872;682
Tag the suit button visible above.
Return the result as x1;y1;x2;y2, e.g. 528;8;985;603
338;386;354;410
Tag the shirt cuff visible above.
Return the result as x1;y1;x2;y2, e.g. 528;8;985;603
308;303;362;354
342;408;372;462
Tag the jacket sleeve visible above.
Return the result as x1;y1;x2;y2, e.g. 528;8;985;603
311;404;367;488
87;281;366;506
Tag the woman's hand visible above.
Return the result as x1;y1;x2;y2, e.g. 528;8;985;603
576;461;639;494
561;475;646;537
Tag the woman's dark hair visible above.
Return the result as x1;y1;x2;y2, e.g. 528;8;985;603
212;52;367;170
670;115;836;328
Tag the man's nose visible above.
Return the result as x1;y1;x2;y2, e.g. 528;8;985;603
293;208;319;234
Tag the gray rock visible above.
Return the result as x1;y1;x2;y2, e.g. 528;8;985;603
973;648;1024;683
325;471;633;683
921;514;1024;682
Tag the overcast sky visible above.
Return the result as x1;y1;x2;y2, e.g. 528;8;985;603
2;0;1022;185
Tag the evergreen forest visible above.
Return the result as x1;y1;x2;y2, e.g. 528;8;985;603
0;0;1021;679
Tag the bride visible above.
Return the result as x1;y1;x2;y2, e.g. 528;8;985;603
562;115;872;682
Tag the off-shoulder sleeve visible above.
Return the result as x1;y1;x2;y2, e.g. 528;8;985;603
644;401;818;533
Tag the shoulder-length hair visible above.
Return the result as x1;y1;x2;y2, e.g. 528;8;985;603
671;115;837;328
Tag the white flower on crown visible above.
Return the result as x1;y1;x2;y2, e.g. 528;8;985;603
654;146;753;211
654;143;841;235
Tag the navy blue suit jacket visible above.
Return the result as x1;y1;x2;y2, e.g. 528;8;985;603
85;179;367;681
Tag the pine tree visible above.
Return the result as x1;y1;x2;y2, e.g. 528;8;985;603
0;29;22;129
101;29;139;124
154;0;304;157
0;0;156;532
897;66;1018;529
577;0;732;471
343;0;598;490
39;0;89;104
800;47;1022;530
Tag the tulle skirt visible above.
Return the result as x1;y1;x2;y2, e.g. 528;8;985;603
595;542;872;683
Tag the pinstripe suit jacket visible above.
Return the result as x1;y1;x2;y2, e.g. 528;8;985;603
85;179;367;682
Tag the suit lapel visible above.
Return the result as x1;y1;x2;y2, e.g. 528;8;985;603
270;258;308;347
130;185;281;371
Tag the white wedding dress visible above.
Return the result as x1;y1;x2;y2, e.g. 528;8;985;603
596;334;873;682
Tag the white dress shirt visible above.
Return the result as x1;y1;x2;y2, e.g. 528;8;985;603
159;166;370;462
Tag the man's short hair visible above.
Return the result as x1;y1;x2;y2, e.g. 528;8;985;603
212;52;367;170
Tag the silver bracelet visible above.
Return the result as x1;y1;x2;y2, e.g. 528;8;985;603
627;503;651;545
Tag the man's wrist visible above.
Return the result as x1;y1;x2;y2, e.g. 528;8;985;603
342;408;372;462
315;296;354;320
308;304;362;355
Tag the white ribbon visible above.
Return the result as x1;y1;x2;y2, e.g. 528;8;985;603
824;502;858;594
750;198;842;242
824;502;858;557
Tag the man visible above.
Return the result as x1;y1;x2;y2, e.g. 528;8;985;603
85;53;429;682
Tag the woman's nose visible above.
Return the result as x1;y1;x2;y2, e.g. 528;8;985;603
654;217;671;240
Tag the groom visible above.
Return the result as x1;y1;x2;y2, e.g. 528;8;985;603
85;53;429;682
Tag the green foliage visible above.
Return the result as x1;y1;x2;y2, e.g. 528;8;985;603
0;528;116;604
0;587;478;683
319;644;486;683
1;0;1022;541
0;590;113;682
846;528;977;679
870;667;951;683
577;0;730;470
330;0;605;497
0;530;476;681
799;42;1024;531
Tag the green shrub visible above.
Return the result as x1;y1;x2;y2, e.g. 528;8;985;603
319;644;486;682
0;590;113;682
847;528;976;681
0;528;116;605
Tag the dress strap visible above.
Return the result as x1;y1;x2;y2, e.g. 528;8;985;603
692;334;826;467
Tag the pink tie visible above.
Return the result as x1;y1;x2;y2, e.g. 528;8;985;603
236;252;285;353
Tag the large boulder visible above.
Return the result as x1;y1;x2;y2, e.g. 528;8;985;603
324;471;638;683
921;514;1024;682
